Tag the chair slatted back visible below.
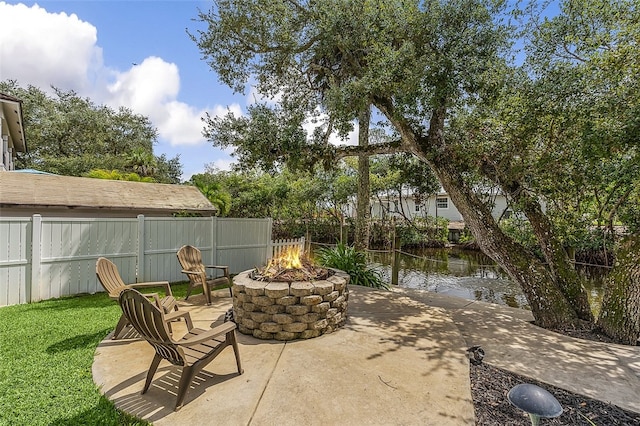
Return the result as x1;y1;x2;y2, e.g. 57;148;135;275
96;257;127;297
177;245;206;286
119;289;185;366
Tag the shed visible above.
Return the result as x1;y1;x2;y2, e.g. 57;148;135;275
0;172;217;217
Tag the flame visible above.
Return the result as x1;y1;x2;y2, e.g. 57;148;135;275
268;246;303;270
254;245;331;282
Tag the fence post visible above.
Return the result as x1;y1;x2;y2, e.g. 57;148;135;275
211;216;218;266
137;214;145;282
29;214;42;303
266;218;273;263
391;226;400;286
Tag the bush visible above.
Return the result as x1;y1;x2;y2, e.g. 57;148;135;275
315;242;389;289
382;216;449;248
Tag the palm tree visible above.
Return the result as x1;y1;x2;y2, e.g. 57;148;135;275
126;147;157;177
196;182;232;216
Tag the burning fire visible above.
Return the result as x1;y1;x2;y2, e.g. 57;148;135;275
253;246;333;282
267;246;303;270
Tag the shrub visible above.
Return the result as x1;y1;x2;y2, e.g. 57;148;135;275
315;242;389;289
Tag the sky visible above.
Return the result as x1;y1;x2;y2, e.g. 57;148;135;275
0;0;263;180
0;1;547;182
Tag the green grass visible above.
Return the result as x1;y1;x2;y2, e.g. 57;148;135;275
0;282;191;426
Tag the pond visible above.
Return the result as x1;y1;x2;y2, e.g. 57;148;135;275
367;248;607;312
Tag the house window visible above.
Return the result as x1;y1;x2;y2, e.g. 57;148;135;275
436;197;448;209
415;204;420;212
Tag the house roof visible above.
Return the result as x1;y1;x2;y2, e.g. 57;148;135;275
0;172;216;215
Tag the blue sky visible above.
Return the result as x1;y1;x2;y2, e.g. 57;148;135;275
0;1;252;180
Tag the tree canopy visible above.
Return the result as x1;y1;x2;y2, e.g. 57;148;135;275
0;81;183;183
191;0;640;333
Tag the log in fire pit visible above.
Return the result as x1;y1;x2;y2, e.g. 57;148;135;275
232;247;349;340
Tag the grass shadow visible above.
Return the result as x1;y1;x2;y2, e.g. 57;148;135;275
46;328;113;354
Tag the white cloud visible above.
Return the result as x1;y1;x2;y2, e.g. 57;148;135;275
209;157;235;171
105;57;179;116
0;2;103;92
247;84;281;106
302;113;359;147
0;2;244;151
104;58;245;146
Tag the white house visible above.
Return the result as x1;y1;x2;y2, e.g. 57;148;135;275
370;188;513;222
0;93;27;171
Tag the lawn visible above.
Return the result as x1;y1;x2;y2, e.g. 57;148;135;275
0;283;191;425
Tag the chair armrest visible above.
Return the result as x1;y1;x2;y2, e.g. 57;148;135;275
178;322;236;346
164;310;194;329
181;269;205;276
122;286;159;300
130;281;173;296
205;265;229;277
142;292;162;308
123;290;164;309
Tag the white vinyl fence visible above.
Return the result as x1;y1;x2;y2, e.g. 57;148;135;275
0;215;303;307
269;237;306;260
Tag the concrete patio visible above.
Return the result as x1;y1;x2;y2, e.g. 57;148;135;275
92;285;640;425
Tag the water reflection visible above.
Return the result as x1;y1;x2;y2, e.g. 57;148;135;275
367;248;605;311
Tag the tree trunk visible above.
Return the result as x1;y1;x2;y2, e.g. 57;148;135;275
597;235;640;345
354;106;371;250
376;98;581;329
500;179;594;322
435;162;580;328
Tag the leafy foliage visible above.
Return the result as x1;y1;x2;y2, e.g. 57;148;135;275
189;173;232;215
396;217;450;248
0;80;182;183
316;242;388;289
190;0;639;330
85;169;155;182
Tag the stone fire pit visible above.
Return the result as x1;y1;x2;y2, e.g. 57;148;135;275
232;269;350;340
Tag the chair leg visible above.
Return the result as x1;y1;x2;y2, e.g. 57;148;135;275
175;365;196;411
142;354;163;394
185;283;193;301
228;285;233;298
113;314;129;340
229;331;243;375
203;282;212;305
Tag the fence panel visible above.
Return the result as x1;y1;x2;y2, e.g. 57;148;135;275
142;217;213;283
270;237;306;259
38;218;138;301
0;216;276;306
0;218;31;306
216;218;272;274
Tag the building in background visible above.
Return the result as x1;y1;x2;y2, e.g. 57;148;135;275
0;93;27;171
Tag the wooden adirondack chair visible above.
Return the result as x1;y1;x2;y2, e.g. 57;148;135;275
96;257;179;339
177;245;232;305
118;288;243;411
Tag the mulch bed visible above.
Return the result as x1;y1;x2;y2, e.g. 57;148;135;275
470;328;640;425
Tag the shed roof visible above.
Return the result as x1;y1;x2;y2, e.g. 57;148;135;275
0;172;216;215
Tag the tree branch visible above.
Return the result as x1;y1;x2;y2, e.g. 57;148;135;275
333;140;406;159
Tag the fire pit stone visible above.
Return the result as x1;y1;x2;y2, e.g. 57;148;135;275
232;269;350;341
